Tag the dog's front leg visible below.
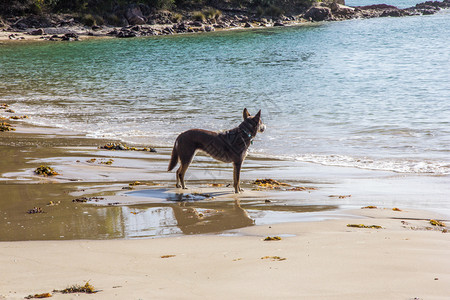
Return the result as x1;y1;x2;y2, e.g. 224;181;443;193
233;162;243;193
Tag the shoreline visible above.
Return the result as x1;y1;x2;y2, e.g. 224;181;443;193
1;2;449;43
1;119;450;241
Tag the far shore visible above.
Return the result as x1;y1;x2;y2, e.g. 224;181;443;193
1;1;449;44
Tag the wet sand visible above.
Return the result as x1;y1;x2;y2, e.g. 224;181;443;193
2;120;450;240
1;117;450;298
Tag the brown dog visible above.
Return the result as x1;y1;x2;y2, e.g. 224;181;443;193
168;108;266;193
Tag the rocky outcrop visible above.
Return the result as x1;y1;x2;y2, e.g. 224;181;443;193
304;5;333;21
125;5;147;25
30;28;45;35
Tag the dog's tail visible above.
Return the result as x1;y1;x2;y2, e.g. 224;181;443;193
168;143;179;171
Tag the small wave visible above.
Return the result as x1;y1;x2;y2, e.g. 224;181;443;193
251;152;450;175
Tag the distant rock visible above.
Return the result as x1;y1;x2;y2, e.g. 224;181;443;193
117;29;137;38
30;28;45;35
330;2;355;15
125;5;147;25
304;6;333;21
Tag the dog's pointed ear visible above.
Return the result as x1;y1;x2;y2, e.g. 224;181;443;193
254;110;261;120
243;108;250;119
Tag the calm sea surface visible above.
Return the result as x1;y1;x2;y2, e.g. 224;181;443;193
1;9;449;175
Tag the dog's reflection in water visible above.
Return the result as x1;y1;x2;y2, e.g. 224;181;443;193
170;200;254;235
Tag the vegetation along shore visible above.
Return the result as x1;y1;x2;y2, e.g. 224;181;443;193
1;0;450;41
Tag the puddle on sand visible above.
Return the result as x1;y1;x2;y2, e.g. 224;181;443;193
127;188;220;202
107;188;341;238
0;184;339;241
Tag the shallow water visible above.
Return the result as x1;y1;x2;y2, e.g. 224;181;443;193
1;10;450;176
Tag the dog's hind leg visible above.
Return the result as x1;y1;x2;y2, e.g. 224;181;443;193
233;161;243;194
176;149;196;189
176;164;187;189
176;163;189;189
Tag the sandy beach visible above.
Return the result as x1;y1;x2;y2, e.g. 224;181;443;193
1;112;450;299
1;209;449;299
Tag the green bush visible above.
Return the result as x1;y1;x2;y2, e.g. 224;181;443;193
105;13;122;26
171;12;183;22
82;13;96;26
204;8;221;20
192;11;205;22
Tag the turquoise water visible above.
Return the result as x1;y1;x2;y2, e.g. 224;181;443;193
1;11;449;175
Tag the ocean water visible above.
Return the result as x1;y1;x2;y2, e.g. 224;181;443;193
1;10;449;176
346;0;421;8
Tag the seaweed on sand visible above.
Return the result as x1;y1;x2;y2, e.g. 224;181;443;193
34;165;59;176
0;121;15;131
100;159;114;165
430;219;445;227
99;143;156;152
263;236;282;241
27;207;44;214
25;292;52;299
288;186;317;191
72;196;104;203
129;181;142;186
10;115;28;120
329;194;351;198
347;224;383;229
261;256;287;261
54;281;98;294
253;178;290;190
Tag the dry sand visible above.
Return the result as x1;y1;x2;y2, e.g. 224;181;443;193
1;208;449;299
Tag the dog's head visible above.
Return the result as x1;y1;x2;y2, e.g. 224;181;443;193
243;108;266;135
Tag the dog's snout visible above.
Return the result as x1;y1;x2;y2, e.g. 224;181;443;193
259;124;266;133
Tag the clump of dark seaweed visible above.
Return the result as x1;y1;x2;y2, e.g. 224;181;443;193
0;121;15;132
54;281;98;294
261;256;287;261
100;159;114;165
34;165;59;176
99;142;156;152
288;186;317;191
430;219;445;227
329;194;351;198
347;224;383;229
10;115;28;120
25;292;52;299
263;236;282;241
5;109;15;113
0;103;9;109
86;158;114;165
27;207;44;214
252;178;291;190
72;196;104;203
